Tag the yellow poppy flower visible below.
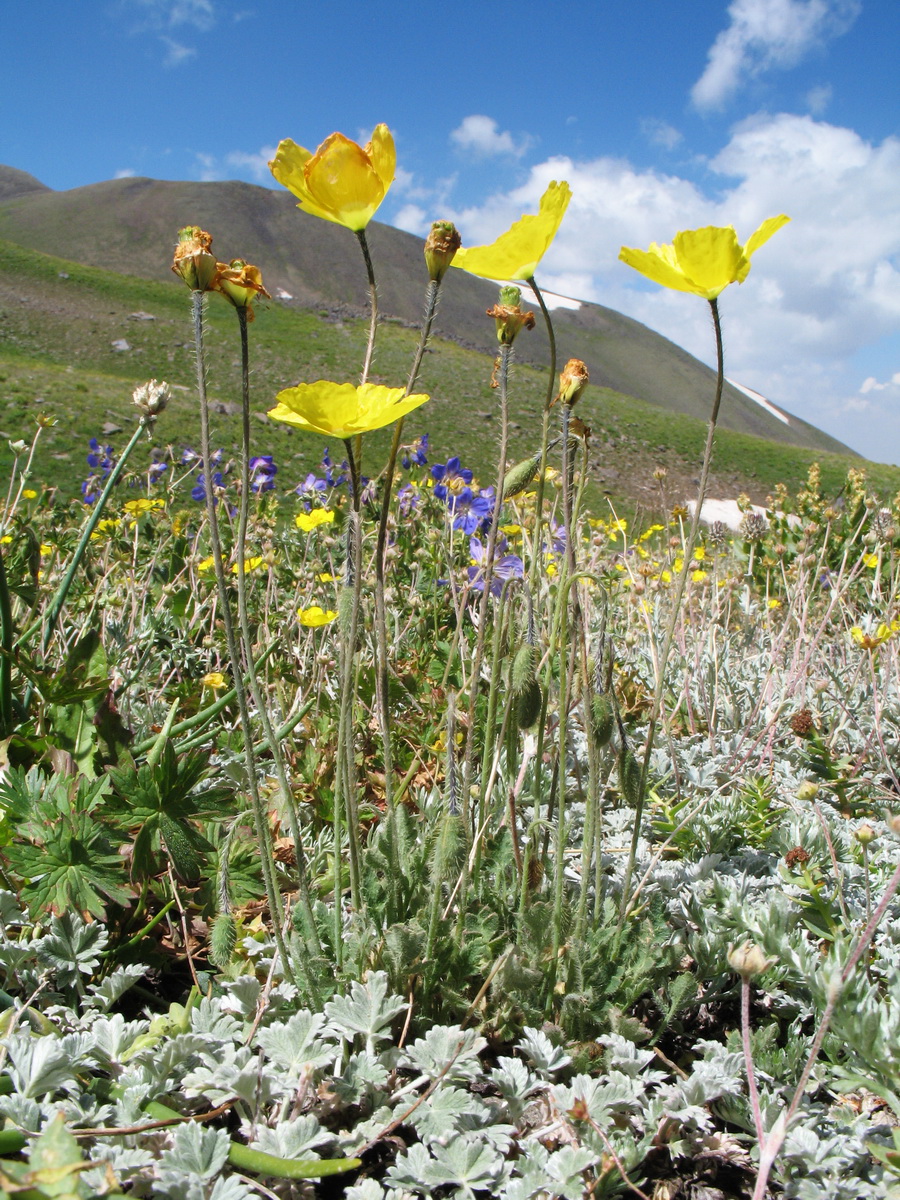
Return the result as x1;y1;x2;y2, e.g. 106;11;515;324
269;125;395;232
619;216;790;299
298;605;338;627
295;509;335;532
202;672;227;690
451;180;572;281
269;381;429;439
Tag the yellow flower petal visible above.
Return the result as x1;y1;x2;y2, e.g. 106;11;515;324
269;125;395;232
295;508;335;532
198;555;215;573
619;215;790;299
269;381;429;439
202;672;227;690
298;605;338;627
452;181;572;281
232;557;264;575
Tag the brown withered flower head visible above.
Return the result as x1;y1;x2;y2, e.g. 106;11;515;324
553;358;590;408
789;708;815;738
215;259;271;321
171;226;219;292
424;221;462;283
487;285;535;345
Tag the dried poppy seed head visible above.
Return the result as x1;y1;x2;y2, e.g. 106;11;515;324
740;512;769;542
790;708;815;737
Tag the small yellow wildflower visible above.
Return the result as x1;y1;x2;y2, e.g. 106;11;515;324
0;536;11;545
232;557;264;575
691;569;708;583
202;672;227;690
863;553;879;569
316;572;338;583
298;605;338;627
22;489;37;500
768;598;782;610
123;498;165;515
90;519;121;540
295;509;335;532
198;556;215;573
40;544;52;556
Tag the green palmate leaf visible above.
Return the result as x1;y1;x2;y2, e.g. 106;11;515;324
324;971;407;1053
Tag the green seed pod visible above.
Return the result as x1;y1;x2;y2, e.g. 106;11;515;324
618;748;643;809
591;694;615;748
159;814;201;884
502;455;541;500
209;913;237;967
517;678;543;729
511;642;538;694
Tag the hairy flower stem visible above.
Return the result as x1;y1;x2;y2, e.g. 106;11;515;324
334;438;365;931
0;553;13;737
356;230;378;385
191;292;294;984
462;343;513;834
618;296;725;931
374;277;442;812
525;275;558;596
233;309;319;957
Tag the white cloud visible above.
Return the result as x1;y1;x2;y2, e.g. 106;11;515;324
640;118;683;151
115;168;137;179
225;147;277;181
392;204;429;236
691;0;860;111
860;372;900;395
450;116;531;159
160;36;196;66
805;83;832;114
129;0;216;29
427;113;900;461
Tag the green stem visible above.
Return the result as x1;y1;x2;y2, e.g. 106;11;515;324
461;342;514;825
0;550;13;737
618;296;725;929
373;277;442;811
192;290;294;984
356;229;378;384
233;308;318;958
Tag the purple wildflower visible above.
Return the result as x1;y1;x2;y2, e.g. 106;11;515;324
467;536;524;595
431;456;473;501
402;434;429;469
249;455;277;494
448;486;493;535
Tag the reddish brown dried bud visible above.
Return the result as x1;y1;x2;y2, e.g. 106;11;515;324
790;709;815;737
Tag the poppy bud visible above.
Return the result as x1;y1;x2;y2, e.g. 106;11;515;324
424;221;461;282
728;940;776;979
171;226;219;292
215;259;271;319
486;286;536;345
555;358;589;407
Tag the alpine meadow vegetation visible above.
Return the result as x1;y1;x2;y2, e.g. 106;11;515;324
3;125;900;1199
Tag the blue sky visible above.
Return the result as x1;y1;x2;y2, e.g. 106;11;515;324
5;0;899;464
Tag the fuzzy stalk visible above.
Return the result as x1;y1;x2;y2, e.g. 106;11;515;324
232;308;319;957
618;296;726;929
191;291;294;984
374;276;442;812
461;342;514;826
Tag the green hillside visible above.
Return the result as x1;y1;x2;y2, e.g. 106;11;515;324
2;237;899;514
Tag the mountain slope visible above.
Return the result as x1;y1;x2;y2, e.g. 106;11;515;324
0;168;851;457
